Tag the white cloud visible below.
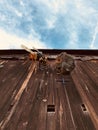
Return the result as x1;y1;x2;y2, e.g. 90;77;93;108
0;29;48;49
50;0;67;14
34;0;68;30
45;17;56;29
1;0;98;49
75;0;97;22
1;1;23;17
19;0;25;7
0;14;6;21
37;0;67;15
14;9;22;17
90;21;98;49
69;31;79;48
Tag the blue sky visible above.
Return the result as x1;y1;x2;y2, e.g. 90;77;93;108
0;0;98;49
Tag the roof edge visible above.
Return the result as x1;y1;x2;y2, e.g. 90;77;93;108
0;49;98;56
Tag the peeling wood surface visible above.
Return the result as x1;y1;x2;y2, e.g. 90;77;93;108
0;57;98;130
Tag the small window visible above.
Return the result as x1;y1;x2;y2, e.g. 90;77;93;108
47;105;55;112
81;104;87;112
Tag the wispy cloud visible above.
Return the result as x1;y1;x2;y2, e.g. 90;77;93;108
0;0;98;49
90;21;98;49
